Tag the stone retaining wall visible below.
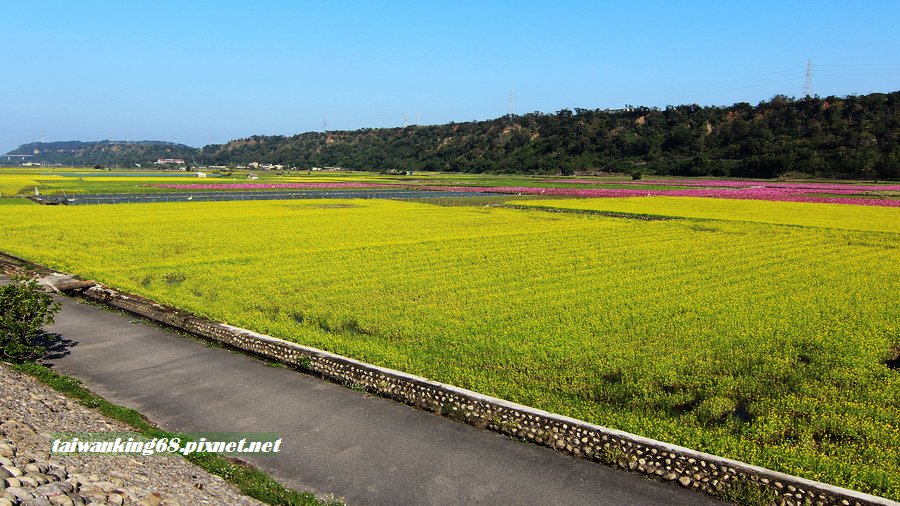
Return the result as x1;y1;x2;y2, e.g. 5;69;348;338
1;254;895;506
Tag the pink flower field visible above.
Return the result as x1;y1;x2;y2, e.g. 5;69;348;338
623;179;900;192
152;180;900;207
544;178;900;193
154;182;396;190
418;185;900;207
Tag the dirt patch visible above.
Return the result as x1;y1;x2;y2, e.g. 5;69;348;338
886;345;900;370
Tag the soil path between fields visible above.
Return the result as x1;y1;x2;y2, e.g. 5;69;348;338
1;274;722;505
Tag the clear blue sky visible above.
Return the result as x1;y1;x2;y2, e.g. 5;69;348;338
3;1;899;152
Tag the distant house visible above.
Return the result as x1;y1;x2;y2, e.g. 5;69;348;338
247;173;259;180
248;162;260;168
196;172;207;178
155;158;185;165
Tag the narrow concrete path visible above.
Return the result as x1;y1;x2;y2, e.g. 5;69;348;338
6;275;722;505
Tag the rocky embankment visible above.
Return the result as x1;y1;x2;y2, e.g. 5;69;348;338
0;363;260;506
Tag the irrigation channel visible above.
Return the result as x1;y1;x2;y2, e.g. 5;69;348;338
31;189;497;205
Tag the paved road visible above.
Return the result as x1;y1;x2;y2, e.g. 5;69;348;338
5;275;721;505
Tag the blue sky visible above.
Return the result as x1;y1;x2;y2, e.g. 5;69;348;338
2;1;899;152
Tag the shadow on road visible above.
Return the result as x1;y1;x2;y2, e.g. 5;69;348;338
37;332;77;362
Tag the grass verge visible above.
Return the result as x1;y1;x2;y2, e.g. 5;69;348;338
10;361;339;506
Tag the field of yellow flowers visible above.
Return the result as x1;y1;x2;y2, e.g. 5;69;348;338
1;198;897;499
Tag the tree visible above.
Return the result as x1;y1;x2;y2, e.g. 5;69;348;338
0;278;61;362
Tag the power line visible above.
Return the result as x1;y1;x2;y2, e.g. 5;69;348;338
814;63;900;67
524;60;897;111
563;68;804;107
590;73;804;106
634;67;803;96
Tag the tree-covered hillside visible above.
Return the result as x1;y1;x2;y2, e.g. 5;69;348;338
6;140;197;167
8;92;899;179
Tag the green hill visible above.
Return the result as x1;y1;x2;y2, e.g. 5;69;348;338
7;91;899;179
6;140;196;167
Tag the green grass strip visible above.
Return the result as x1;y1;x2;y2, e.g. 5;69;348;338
10;361;338;506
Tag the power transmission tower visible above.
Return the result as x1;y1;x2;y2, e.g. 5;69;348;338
323;117;328;131
403;113;408;128
802;59;813;98
507;89;514;120
415;112;420;126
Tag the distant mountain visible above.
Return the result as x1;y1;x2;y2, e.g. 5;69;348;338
5;140;198;166
6;91;899;179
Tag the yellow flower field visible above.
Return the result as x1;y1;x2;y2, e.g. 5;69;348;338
1;198;897;499
514;196;900;234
